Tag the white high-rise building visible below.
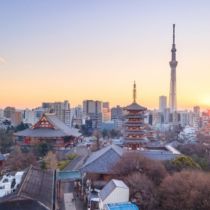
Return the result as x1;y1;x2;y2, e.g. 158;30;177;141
23;109;39;125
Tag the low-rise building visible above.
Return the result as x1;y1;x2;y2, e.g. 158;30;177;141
99;179;129;209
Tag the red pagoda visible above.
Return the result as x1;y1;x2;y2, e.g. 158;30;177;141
124;82;148;150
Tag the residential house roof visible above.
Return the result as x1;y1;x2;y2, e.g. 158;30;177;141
106;202;139;210
100;179;128;202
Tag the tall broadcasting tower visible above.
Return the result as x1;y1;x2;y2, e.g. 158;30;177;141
169;24;178;112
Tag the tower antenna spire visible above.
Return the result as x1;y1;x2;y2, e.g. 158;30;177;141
173;24;175;45
133;81;136;103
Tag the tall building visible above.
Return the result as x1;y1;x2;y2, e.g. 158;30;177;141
4;107;16;119
152;110;162;125
193;106;200;129
169;24;178;113
102;102;109;109
23;109;38;125
123;82;148;150
83;100;102;128
102;102;111;122
0;109;4;118
111;106;123;120
42;100;71;127
11;111;22;126
71;105;83;127
159;96;167;113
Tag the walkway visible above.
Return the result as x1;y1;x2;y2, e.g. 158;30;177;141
60;146;89;210
64;193;76;210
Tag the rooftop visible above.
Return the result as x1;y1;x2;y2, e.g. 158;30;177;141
15;113;81;138
0;199;48;210
80;144;181;174
125;102;146;111
0;153;5;161
106;202;139;210
100;179;128;202
0;166;55;210
80;145;123;174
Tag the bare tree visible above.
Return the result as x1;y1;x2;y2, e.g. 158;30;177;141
4;147;37;171
125;172;157;210
92;129;101;151
158;171;210;210
44;151;58;170
112;152;167;185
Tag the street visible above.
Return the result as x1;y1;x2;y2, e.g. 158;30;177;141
58;145;89;210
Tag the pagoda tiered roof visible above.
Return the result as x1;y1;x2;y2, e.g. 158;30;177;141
124;102;146;111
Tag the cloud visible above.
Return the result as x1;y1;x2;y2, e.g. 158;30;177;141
0;56;6;64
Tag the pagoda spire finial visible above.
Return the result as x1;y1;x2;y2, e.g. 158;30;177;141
133;81;136;103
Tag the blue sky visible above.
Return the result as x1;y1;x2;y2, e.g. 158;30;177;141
0;0;210;109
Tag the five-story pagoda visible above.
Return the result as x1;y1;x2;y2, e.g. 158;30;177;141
124;82;148;150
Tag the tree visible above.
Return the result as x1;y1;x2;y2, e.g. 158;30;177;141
102;129;109;139
125;173;157;210
34;142;52;157
177;143;210;171
44;151;58;170
112;152;167;185
4;147;37;171
158;171;210;210
92;130;101;151
0;129;14;153
110;129;121;138
15;122;29;132
165;156;201;172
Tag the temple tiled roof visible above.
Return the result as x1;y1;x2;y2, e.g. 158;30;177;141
139;150;180;160
0;166;55;210
17;166;55;209
80;145;123;174
15;113;81;138
0;199;48;210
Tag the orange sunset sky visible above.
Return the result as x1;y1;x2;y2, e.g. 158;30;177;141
1;0;210;110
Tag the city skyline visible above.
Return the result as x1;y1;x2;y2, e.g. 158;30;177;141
1;1;210;109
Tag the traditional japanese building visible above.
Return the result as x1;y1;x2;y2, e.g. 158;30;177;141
0;166;55;210
123;82;148;150
14;113;81;148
